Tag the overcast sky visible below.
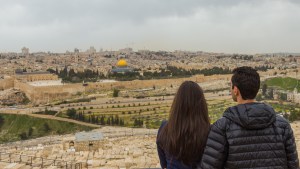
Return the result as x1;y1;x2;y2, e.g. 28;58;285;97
0;0;299;54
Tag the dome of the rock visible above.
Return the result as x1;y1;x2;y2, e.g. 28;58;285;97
117;59;128;67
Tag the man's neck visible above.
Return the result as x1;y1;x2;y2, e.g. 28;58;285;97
237;99;256;105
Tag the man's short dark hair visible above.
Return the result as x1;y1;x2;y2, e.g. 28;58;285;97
231;66;260;100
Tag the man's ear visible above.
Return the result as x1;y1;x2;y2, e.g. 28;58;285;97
233;86;239;96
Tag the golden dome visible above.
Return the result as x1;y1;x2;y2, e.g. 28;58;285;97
117;59;128;67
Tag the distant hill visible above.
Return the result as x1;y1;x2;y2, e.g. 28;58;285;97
264;77;300;91
0;114;94;143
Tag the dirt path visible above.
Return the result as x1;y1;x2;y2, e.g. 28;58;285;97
0;112;100;128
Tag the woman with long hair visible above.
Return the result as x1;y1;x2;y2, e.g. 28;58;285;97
157;81;210;169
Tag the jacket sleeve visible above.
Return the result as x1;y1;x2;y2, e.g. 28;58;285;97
157;142;167;168
198;118;228;169
156;121;168;168
284;123;299;169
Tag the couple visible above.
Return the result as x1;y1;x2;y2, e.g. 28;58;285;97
157;67;299;169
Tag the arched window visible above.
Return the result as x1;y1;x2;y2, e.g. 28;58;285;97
69;141;75;148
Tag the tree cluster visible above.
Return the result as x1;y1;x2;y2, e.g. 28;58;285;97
66;108;77;118
113;88;120;97
35;108;57;115
0;115;4;130
254;65;274;72
134;118;144;127
141;66;232;80
67;108;125;126
47;67;105;83
47;64;274;83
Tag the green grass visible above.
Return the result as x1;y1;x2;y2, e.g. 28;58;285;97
0;114;94;143
265;77;300;91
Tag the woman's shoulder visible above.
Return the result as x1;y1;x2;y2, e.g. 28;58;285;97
157;121;167;144
158;120;168;133
157;120;168;142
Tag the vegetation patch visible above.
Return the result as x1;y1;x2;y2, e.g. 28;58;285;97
265;77;300;91
0;114;94;143
54;97;95;105
58;99;234;128
34;108;58;115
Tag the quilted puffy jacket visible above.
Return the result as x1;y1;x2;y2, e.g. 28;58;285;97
198;102;299;169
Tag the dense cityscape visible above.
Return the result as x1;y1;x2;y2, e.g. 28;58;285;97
0;47;300;168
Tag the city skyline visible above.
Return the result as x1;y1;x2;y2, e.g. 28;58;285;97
0;0;300;54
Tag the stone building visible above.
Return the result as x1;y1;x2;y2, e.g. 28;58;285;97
21;47;29;56
15;71;58;82
287;88;300;104
87;46;97;55
66;131;104;152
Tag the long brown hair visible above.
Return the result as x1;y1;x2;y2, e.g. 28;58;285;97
158;81;210;166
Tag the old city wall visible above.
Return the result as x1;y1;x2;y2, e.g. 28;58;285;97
15;80;84;104
0;77;14;90
11;74;231;104
2;69;297;105
14;80;35;99
87;74;231;91
32;84;84;104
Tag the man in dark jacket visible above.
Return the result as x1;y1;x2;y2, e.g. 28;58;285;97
198;66;299;169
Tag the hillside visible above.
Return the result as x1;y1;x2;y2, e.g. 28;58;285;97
0;114;94;143
0;89;29;106
264;77;300;91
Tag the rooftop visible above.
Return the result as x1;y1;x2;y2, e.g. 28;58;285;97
75;131;103;142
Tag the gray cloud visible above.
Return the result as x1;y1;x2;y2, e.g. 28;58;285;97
0;0;299;53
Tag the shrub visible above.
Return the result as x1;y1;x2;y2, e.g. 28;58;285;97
113;88;120;97
66;108;77;118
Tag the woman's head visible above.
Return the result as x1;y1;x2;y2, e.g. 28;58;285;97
158;81;210;166
170;81;208;123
